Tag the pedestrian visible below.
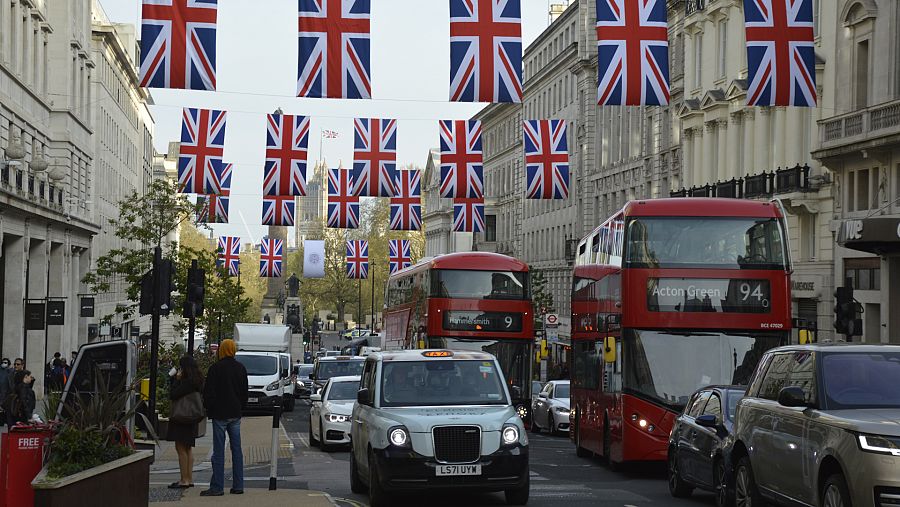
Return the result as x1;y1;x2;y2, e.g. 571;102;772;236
70;350;78;365
10;370;36;425
0;359;11;425
168;356;204;489
201;339;247;496
6;358;23;427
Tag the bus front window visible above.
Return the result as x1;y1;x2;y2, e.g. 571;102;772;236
623;330;783;410
425;337;530;402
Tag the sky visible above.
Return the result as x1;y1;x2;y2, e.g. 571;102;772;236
98;0;555;244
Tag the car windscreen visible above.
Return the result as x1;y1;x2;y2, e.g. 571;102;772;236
380;360;509;407
822;352;900;409
327;381;360;401
314;360;364;380
236;355;278;376
295;365;313;377
554;383;570;399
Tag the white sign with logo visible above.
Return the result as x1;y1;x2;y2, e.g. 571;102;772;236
544;313;559;327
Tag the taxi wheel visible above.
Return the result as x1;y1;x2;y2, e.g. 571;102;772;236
529;412;541;433
504;471;530;505
368;452;389;507
309;416;319;447
547;413;556;436
667;450;693;498
349;452;366;494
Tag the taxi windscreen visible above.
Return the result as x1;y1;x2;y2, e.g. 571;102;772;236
380;360;509;407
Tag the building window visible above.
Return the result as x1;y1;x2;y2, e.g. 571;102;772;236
855;39;869;108
800;213;816;261
717;19;727;78
484;214;497;242
857;169;869;211
847;172;855;211
844;257;880;291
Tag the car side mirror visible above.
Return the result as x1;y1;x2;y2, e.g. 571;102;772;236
696;414;718;428
310;393;321;402
357;388;370;405
538;392;548;399
777;386;808;408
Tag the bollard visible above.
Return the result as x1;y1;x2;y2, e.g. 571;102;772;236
269;395;282;490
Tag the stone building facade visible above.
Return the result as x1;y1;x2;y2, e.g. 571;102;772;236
423;148;472;256
678;0;836;341
813;0;900;343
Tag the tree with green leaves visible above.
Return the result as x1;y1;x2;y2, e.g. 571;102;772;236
531;269;556;326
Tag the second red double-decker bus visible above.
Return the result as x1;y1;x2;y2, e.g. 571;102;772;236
383;252;535;418
570;198;793;466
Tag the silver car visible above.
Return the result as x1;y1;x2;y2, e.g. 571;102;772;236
729;343;900;507
310;375;360;451
530;381;570;435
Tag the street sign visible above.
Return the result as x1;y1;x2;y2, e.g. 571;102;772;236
546;327;560;344
545;313;559;327
25;303;45;330
47;301;65;325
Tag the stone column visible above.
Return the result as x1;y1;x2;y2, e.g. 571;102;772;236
47;242;64;366
23;8;32;86
717;119;729;182
773;107;787;169
755;107;771;171
34;18;43;96
693;127;704;187
3;234;26;360
785;108;803;166
682;128;694;188
1;0;10;66
26;234;48;394
703;122;716;185
742;110;756;175
728;113;742;178
10;0;19;74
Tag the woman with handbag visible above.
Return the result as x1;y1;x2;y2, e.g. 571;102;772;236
168;355;205;489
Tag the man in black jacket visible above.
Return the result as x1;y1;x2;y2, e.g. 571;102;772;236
200;339;248;496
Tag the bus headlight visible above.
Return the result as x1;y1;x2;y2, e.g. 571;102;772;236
632;413;654;432
388;426;410;448
502;424;520;446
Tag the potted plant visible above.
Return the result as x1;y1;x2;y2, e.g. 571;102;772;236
32;372;155;507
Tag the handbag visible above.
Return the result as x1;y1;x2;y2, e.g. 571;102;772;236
170;391;205;424
194;417;207;438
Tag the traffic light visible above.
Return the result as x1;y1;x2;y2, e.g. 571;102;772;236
184;264;206;318
156;259;174;316
833;284;861;337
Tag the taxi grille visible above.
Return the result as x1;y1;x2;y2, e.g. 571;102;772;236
432;426;480;464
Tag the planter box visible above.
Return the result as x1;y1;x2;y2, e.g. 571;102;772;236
31;450;153;507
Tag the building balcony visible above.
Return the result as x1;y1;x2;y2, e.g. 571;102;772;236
0;165;66;212
815;99;900;158
685;0;706;16
670;164;811;200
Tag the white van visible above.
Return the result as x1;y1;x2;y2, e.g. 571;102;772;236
234;323;295;412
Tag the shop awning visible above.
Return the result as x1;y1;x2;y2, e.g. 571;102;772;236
837;217;900;255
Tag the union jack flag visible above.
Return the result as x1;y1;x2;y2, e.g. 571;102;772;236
439;120;484;199
390;170;422;231
524;120;570;199
353;118;397;197
388;239;412;274
139;0;217;91
453;198;485;233
262;195;296;226
297;0;371;99
346;240;368;279
449;0;523;103
197;190;230;223
259;238;284;278
178;107;227;194
264;114;310;196
596;0;670;106
743;0;816;106
216;236;241;276
327;169;360;229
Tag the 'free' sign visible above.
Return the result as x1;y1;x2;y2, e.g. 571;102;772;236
18;437;41;449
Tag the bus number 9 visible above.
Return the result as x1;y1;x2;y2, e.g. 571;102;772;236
504;316;514;328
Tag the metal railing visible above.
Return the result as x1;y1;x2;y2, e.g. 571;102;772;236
670;164;811;199
821;98;900;145
686;0;706;15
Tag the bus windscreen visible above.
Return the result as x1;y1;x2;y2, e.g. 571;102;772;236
431;270;529;300
625;217;787;270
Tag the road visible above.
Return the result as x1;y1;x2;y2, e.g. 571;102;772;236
281;400;721;507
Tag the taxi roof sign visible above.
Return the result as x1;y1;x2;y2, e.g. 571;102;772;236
422;350;453;358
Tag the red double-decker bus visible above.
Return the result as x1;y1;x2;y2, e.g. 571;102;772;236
383;252;535;417
570;198;793;466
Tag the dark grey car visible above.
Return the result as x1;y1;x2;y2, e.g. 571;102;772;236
730;343;900;507
668;386;744;507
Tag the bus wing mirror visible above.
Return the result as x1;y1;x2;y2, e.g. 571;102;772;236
603;337;617;363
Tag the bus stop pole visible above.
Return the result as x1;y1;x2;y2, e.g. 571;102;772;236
269;395;282;490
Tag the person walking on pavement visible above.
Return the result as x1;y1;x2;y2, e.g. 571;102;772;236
10;370;36;425
5;358;23;427
201;339;248;496
168;355;204;489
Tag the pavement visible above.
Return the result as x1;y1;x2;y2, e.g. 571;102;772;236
149;415;333;505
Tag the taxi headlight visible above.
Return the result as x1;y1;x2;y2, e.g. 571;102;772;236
388;426;410;447
326;413;349;423
501;424;520;446
858;434;900;456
